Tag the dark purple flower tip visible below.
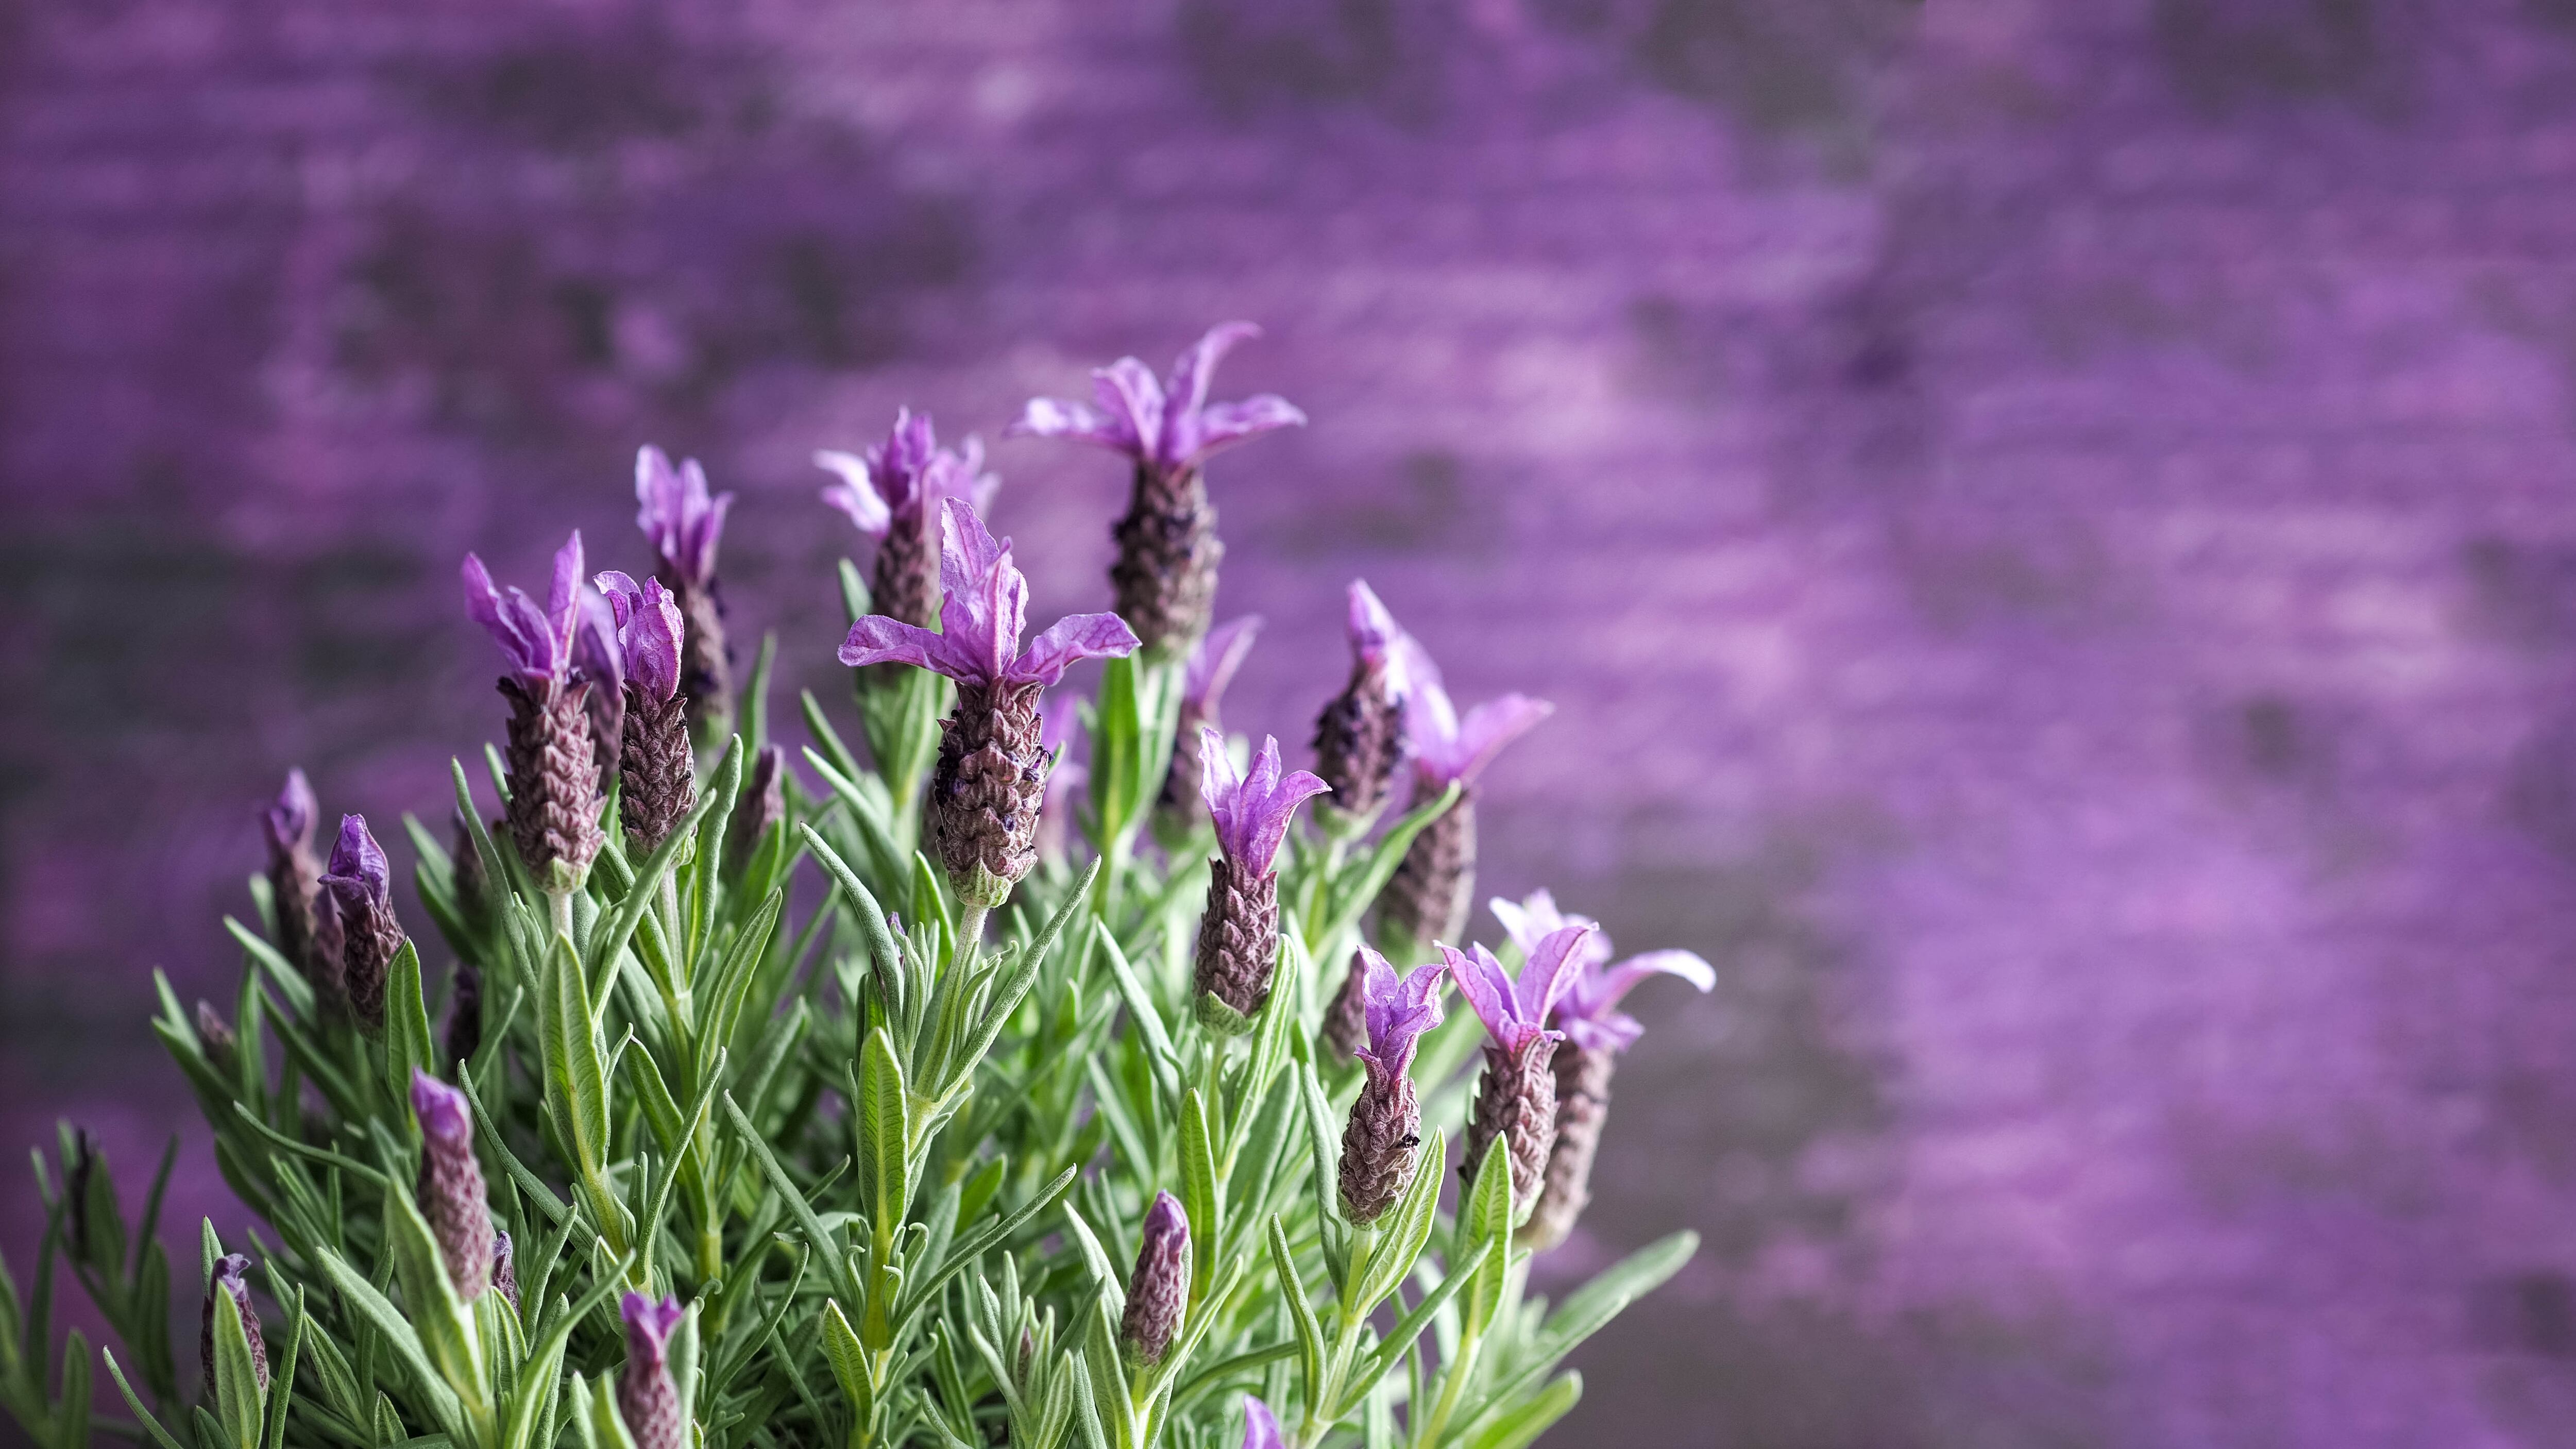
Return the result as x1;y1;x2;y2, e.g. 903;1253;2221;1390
1241;1395;1285;1449
635;446;732;586
321;815;390;905
1142;1188;1188;1248
1350;946;1447;1079
410;1069;472;1148
594;570;686;704
1199;728;1329;876
263;768;317;856
1012;322;1306;473
1442;925;1592;1057
621;1291;685;1367
1493;890;1714;1054
212;1251;253;1299
1397;637;1551;787
839;499;1138;688
463;532;587;689
1184;615;1262;713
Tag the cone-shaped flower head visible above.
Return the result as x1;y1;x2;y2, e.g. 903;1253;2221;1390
1193;730;1329;1033
636;444;738;745
320;815;402;1034
1119;1191;1191;1367
841;500;1138;904
200;1252;268;1408
466;534;607;892
619;1292;687;1449
1492;890;1715;1055
1162;615;1262;817
1241;1396;1285;1449
1312;582;1415;827
1446;925;1592;1212
819;410;1001;630
726;744;788;874
1337;949;1446;1224
261;767;336;1000
262;768;317;862
410;1070;495;1302
595;570;697;852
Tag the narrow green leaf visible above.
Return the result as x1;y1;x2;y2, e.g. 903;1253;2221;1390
311;1248;462;1440
1347;1128;1445;1319
1176;1090;1220;1300
99;1350;185;1449
1459;1137;1515;1338
856;1027;913;1232
211;1275;265;1449
1461;1371;1580;1449
1264;1215;1326;1409
383;940;435;1113
260;1287;308;1449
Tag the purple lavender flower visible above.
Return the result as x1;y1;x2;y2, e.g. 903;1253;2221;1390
1013;324;1304;656
1375;639;1553;953
1240;1396;1284;1449
818;410;1001;631
262;767;317;862
199;1252;268;1408
490;1231;519;1311
259;767;334;1008
725;744;787;875
595;570;696;852
1120;1190;1191;1367
319;814;403;1034
1160;614;1262;820
1337;949;1446;1224
594;571;684;706
1192;729;1330;1032
1492;891;1713;1250
1445;925;1593;1213
635;444;737;744
463;533;606;894
619;1292;688;1449
1311;582;1415;830
840;499;1138;904
409;1070;495;1302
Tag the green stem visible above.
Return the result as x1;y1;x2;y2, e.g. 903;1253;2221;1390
954;905;989;973
1411;1327;1484;1449
548;888;575;945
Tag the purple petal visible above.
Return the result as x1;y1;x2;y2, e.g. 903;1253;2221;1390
1514;924;1595;1026
1560;1009;1644;1055
1447;694;1553;785
1402;673;1462;776
1345;581;1411;679
1010;395;1132;451
1179;394;1307;465
265;769;317;854
621;1292;684;1365
573;589;624;697
1442;943;1519;1046
1168;322;1262;422
1562;950;1716;1043
815;451;892;537
1200;723;1245;855
1185;615;1263;712
1092;357;1166;463
1041;692;1086;754
1239;761;1328;875
595;574;683;703
1242;1396;1285;1449
323;814;389;899
410;1069;472;1147
546;532;585;647
838;616;961;677
1358;952;1447;1073
1011;610;1140;687
936;499;1009;619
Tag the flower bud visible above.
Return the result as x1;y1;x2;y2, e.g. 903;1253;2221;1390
501;676;607;895
444;964;483;1072
726;744;786;875
1334;952;1444;1225
1375;791;1477;955
619;1292;688;1449
411;1071;495;1302
1112;462;1223;660
637;445;737;749
200;1253;268;1407
195;1001;238;1075
490;1231;520;1311
1461;1031;1558;1211
931;681;1047;907
309;887;348;1021
320;815;404;1036
450;811;494;941
1119;1192;1191;1367
1193;857;1279;1034
261;769;329;984
1310;584;1410;829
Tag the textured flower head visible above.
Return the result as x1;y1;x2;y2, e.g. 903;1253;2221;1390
320;815;390;908
1349;946;1446;1080
635;445;733;586
594;571;686;704
462;532;589;693
839;499;1139;689
1492;890;1714;1054
816;410;1000;537
264;768;317;857
621;1292;685;1367
410;1069;471;1147
1012;322;1306;473
1399;639;1551;788
1184;615;1262;713
1240;1396;1284;1449
1442;924;1592;1057
1199;728;1330;876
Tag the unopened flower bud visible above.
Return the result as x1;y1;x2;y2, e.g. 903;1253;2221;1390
260;769;329;983
1191;730;1328;1033
934;680;1047;907
309;888;348;1021
597;570;697;854
727;744;786;875
490;1231;520;1311
1119;1192;1191;1367
444;964;483;1071
619;1293;688;1449
320;815;404;1036
1311;584;1410;828
817;411;997;632
195;1001;238;1075
200;1253;268;1407
410;1071;495;1302
1336;952;1445;1225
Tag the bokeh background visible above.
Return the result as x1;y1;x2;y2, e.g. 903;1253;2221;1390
19;0;2576;1443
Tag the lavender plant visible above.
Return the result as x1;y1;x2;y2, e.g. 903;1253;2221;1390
3;325;1704;1449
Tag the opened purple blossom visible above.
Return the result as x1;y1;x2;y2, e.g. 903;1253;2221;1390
1199;727;1329;876
1493;890;1715;1053
594;570;686;704
1012;322;1306;473
263;768;316;858
1444;924;1593;1057
816;410;999;537
1399;640;1552;788
635;445;732;586
1240;1396;1284;1449
839;499;1138;687
462;532;588;694
1350;946;1446;1078
1184;615;1262;713
321;814;389;906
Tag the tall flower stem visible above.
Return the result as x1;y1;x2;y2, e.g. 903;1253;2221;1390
954;904;989;975
549;888;575;945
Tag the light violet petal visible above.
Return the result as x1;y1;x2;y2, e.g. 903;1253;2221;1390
1402;671;1462;776
573;591;623;694
1241;765;1329;875
1487;895;1537;957
325;814;389;895
1199;722;1247;857
1010;395;1131;449
1242;1396;1285;1449
816;451;892;537
1594;950;1716;1005
1185;615;1263;711
546;531;585;653
838;616;953;675
980;541;1029;680
1182;395;1308;464
1447;694;1554;785
937;499;1008;616
1346;581;1406;676
1442;943;1515;1044
1011;610;1140;687
1561;1009;1644;1055
461;554;506;636
1515;923;1594;1025
1092;357;1165;461
1170;321;1262;420
411;1069;472;1144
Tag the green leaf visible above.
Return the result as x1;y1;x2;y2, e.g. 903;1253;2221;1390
1347;1128;1445;1320
383;1188;485;1419
210;1276;265;1449
1264;1216;1326;1410
1461;1371;1580;1449
311;1248;462;1441
542;934;611;1176
856;1026;914;1233
1540;1229;1696;1346
1319;781;1461;950
1176;1091;1219;1302
895;1164;1079;1327
383;940;435;1113
1458;1136;1515;1339
502;1258;630;1449
223;918;312;1023
260;1287;308;1449
1094;922;1179;1086
99;1350;185;1449
819;1300;873;1428
720;1094;859;1306
584;739;736;987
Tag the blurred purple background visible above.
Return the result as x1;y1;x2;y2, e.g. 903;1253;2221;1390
18;0;2576;1443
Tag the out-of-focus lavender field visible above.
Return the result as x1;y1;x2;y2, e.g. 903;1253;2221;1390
15;0;2576;1443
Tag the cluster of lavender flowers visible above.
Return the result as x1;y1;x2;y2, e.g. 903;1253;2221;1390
1;326;1706;1449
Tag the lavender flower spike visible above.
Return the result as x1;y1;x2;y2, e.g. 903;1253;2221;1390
818;409;1000;630
1192;728;1330;1032
1310;582;1413;832
636;444;737;745
1375;639;1552;953
410;1070;496;1302
1337;949;1446;1224
464;532;607;895
1445;924;1593;1216
596;570;697;853
260;768;335;1010
1492;890;1714;1250
199;1252;268;1409
1013;323;1304;656
619;1292;688;1449
1120;1191;1191;1367
319;815;404;1035
840;498;1139;905
1241;1396;1285;1449
1160;614;1262;820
